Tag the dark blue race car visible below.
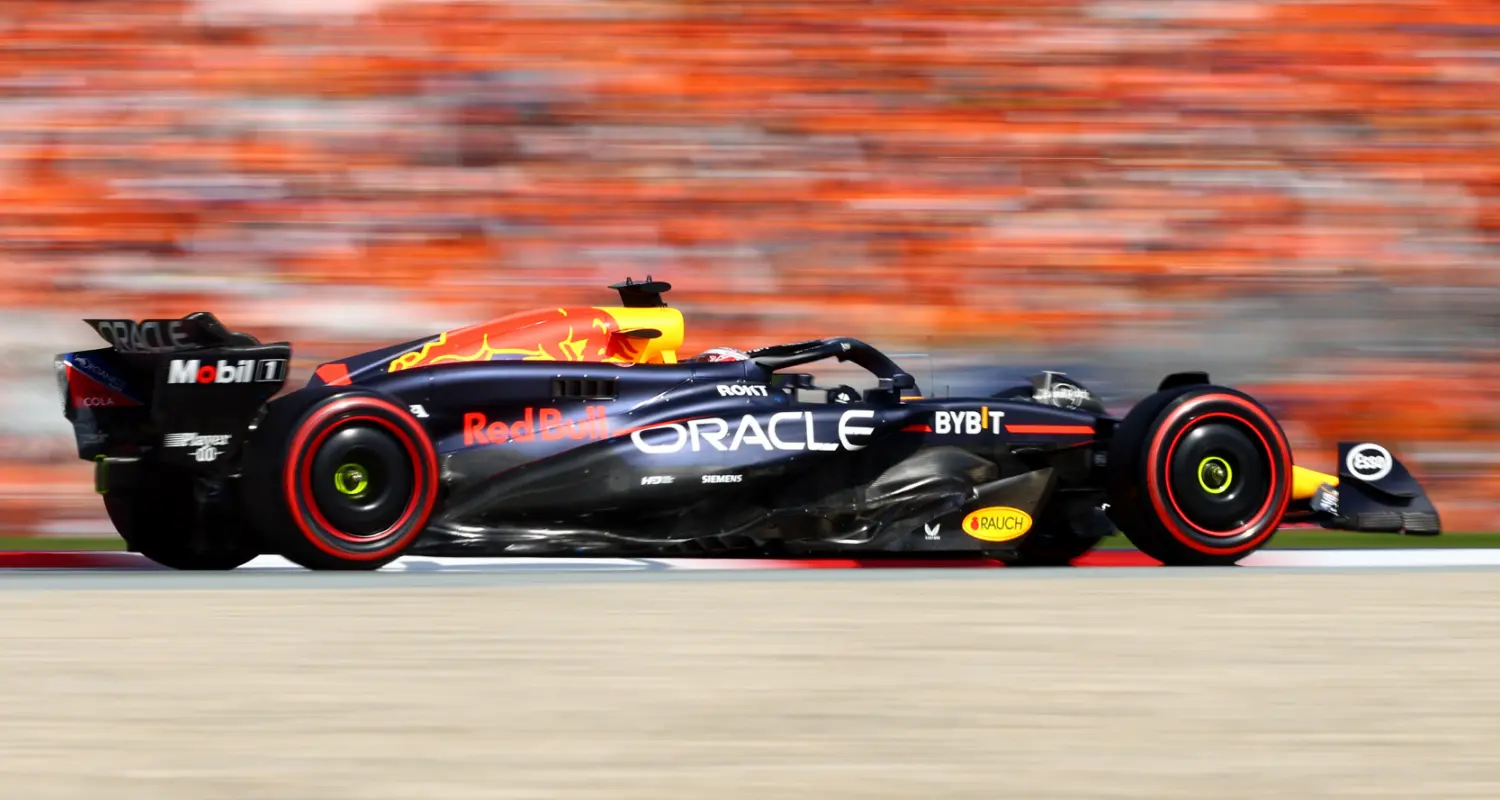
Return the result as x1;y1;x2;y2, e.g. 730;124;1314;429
57;278;1440;570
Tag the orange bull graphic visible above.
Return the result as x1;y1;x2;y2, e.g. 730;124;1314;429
389;306;684;373
464;406;611;447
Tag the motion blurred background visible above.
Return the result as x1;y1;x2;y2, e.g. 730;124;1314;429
2;0;1498;538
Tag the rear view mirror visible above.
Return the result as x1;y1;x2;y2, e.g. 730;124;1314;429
879;373;916;392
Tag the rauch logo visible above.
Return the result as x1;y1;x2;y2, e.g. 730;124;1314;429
464;406;609;446
961;506;1033;543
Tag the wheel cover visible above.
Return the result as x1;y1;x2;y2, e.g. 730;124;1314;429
1167;419;1271;535
306;420;418;541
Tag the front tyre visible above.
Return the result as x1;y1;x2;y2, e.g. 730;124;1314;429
244;389;439;570
1107;386;1293;566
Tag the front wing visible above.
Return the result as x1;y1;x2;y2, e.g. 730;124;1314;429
1285;442;1441;535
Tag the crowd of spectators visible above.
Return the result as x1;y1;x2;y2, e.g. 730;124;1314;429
3;0;1500;532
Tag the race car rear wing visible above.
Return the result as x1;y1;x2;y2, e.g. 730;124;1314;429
56;312;290;467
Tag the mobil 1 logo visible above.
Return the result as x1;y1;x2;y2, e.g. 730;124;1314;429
168;358;287;386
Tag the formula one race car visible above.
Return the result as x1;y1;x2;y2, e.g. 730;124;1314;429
58;278;1441;570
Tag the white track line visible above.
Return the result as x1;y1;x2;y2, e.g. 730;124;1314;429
1243;549;1500;568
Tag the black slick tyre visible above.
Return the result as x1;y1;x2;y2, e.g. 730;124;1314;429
1106;385;1293;566
103;468;258;570
243;388;439;570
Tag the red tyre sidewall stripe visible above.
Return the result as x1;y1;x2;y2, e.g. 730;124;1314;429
283;397;438;562
1145;393;1292;556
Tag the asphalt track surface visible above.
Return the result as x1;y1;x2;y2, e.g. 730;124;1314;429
2;560;1497;798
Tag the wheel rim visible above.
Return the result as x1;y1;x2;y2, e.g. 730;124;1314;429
1166;419;1271;536
308;424;415;539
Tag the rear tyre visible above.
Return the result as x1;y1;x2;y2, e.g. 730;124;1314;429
1107;386;1292;566
103;469;258;570
243;389;439;570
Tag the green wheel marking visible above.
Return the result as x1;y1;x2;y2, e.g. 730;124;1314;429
1198;456;1232;495
334;463;370;497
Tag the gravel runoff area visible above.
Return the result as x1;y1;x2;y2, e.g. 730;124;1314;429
1;570;1497;799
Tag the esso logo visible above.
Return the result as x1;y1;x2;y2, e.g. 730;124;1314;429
1346;443;1393;482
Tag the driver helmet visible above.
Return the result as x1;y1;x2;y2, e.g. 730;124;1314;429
690;347;749;363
